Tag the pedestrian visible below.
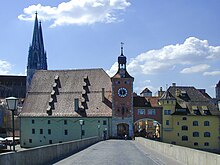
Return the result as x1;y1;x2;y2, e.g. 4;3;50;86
124;134;127;140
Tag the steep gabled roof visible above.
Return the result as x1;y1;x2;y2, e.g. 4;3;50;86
21;69;112;117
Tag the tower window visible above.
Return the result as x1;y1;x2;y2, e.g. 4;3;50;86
115;81;120;85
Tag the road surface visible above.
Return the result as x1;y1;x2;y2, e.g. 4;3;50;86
52;140;184;165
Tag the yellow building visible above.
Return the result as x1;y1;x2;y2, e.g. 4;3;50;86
159;84;220;153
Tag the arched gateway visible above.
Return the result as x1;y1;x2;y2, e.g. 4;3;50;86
117;123;129;137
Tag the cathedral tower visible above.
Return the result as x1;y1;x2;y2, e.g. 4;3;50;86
26;13;47;91
111;43;134;138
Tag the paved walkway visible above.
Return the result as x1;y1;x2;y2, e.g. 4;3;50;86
52;140;184;165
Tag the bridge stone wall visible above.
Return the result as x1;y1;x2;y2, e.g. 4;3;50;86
0;137;99;165
136;137;220;165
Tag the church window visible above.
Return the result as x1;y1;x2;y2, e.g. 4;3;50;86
138;109;145;115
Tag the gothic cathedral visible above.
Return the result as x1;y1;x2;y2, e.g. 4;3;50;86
111;43;134;138
26;13;47;91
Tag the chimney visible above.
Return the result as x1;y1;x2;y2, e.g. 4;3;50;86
74;98;79;112
102;88;105;102
172;83;176;87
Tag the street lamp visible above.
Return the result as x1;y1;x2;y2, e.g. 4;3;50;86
79;119;84;140
97;125;100;138
6;97;18;152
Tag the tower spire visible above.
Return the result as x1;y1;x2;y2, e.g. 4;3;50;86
27;12;47;92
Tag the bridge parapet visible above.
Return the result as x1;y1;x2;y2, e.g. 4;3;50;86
0;137;99;165
136;137;220;165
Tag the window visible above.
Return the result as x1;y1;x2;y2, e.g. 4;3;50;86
124;80;129;84
166;120;170;125
164;110;171;115
177;133;179;136
138;109;145;115
204;142;209;146
48;120;51;124
103;120;107;125
182;126;188;131
98;120;100;123
32;120;35;124
204;121;209;126
182;117;187;120
115;81;120;85
204;132;210;137
193;121;198;126
177;122;179;125
82;130;85;136
193;132;199;137
29;139;32;143
194;142;198;146
32;129;35;134
64;120;67;125
40;129;43;134
148;109;156;115
48;129;51;135
64;130;68;135
182;136;188;141
49;140;52;144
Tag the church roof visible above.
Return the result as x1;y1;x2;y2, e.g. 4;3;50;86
20;69;112;117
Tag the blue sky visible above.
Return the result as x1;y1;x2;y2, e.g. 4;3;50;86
0;0;220;97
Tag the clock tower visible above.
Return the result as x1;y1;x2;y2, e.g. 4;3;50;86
111;43;134;138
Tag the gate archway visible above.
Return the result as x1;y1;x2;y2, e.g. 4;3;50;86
117;123;129;138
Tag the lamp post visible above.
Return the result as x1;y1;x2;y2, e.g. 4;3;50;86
97;125;100;138
6;97;18;152
79;119;84;140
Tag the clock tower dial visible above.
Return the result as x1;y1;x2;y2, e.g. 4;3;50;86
118;87;128;97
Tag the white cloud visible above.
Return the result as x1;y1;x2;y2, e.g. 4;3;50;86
203;71;220;76
107;37;220;76
180;64;210;74
18;0;131;27
0;60;12;75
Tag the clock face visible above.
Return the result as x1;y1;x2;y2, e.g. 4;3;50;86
118;87;128;97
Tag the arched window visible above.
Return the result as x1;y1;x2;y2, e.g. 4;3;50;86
193;132;199;137
182;117;187;120
193;121;198;126
182;125;188;131
204;121;210;126
194;142;198;146
204;132;210;137
182;136;188;141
